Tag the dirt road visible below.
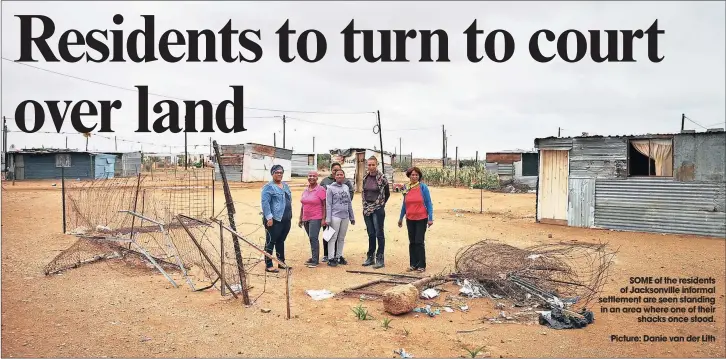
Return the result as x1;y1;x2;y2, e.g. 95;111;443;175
2;179;724;357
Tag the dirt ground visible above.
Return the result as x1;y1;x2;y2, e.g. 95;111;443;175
1;177;724;358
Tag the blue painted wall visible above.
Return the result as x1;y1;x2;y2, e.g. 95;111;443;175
22;153;93;179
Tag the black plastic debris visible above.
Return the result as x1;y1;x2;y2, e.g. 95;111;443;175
538;307;594;329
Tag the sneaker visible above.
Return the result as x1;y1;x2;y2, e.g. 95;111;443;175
306;262;319;268
304;258;315;265
321;256;329;263
327;258;338;267
338;257;348;265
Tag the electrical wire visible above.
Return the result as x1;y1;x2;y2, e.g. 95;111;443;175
2;57;375;115
683;115;708;130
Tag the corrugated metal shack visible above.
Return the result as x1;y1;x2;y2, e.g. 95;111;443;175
486;151;539;187
6;149;141;180
215;143;292;182
291;153;316;177
329;148;395;192
534;130;726;238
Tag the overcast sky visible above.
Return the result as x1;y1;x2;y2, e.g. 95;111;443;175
1;1;724;158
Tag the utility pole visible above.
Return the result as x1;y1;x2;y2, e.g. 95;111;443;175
282;115;286;149
475;150;478;164
184;131;188;170
65;137;68;149
376;110;385;175
681;113;685;132
454;146;458;187
558;127;561;137
441;125;446;168
399;137;402;159
2;116;6;172
274;133;277;147
313;136;315;153
115;136;118;151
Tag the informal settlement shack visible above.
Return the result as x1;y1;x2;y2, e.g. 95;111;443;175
6;149;142;180
485;150;539;187
214;143;292;182
329;148;394;192
534;130;726;237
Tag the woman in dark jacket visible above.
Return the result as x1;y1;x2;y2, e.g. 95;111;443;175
397;167;433;272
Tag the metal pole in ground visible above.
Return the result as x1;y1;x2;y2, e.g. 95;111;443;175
61;166;66;233
212;140;251;305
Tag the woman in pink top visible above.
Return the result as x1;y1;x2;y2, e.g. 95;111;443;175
298;171;327;268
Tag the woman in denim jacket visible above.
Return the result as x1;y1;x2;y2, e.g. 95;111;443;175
261;164;293;273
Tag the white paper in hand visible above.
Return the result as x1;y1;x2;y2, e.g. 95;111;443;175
322;226;336;241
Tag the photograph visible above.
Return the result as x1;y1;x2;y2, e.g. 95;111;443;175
1;1;724;358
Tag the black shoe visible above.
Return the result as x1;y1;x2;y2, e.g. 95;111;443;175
306;261;319;268
327;259;338;267
321;256;329;263
372;255;385;269
278;263;290;269
338;257;348;265
304;258;315;265
362;255;374;266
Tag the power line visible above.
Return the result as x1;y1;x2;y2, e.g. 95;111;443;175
683;115;708;130
2;57;374;115
702;121;726;128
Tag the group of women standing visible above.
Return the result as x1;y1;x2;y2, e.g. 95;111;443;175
260;158;433;273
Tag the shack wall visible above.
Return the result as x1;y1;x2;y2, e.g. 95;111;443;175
20;153;93;179
594;178;725;237
674;132;726;182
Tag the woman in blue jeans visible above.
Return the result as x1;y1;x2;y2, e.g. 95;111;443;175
261;164;293;273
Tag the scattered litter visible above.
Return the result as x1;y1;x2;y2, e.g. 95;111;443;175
499;311;507;318
420;288;439;299
538;307;594;329
456;325;487;334
526;254;542;260
394;348;413;358
229;284;243;293
305;289;334;301
140;336;152;342
413;305;440;317
52;183;57;187
459;305;469;312
95;225;112;233
495;302;506;309
458;279;490;298
443;307;455;313
261;308;271;313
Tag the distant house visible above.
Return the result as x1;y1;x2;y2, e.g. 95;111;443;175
485;150;539;187
329;148;395;192
534;130;726;238
215;143;292;182
6;149;142;180
291;153;316;177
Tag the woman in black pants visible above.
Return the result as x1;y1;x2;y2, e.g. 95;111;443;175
260;164;293;272
397;167;433;272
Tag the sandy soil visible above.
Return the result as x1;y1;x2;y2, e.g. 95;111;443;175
1;178;724;358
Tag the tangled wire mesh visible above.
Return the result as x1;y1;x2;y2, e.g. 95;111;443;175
454;239;618;310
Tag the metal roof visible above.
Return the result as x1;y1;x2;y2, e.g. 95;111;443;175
535;129;725;142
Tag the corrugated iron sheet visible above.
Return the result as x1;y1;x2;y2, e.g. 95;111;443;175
569;137;628;179
485;162;498;175
568;178;595;227
498;163;514;176
594;178;726;237
21;153;93;179
122;152;142;177
291;154;315;177
535;138;573;150
214;164;242;182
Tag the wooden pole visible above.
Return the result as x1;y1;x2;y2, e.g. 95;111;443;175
212;140;251;305
454;146;458;187
376;111;385;175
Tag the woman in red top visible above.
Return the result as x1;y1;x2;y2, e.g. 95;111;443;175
397;167;434;272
